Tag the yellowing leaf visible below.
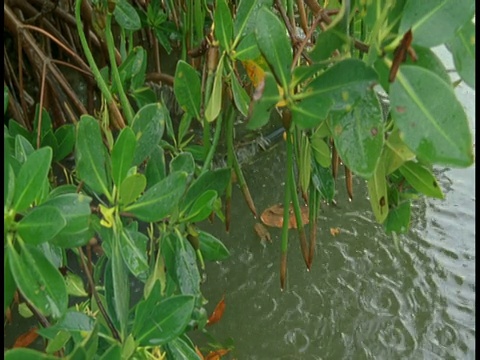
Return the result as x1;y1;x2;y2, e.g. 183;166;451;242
242;58;287;107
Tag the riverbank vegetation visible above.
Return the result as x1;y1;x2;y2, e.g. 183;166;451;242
4;0;475;358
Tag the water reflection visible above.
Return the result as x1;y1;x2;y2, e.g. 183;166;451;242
195;138;475;359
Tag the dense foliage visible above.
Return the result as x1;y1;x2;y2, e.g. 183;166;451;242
4;0;475;358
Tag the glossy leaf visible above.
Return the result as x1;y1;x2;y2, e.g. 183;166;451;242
110;240;129;338
328;89;384;178
43;193;93;248
183;191;217;224
230;70;250;116
390;65;474;167
14;134;35;164
367;163;389;223
166;337;202;360
297;59;377;103
134;295;195;346
124;171;188;222
114;0;141;30
131;103;165;165
399;0;474;48
383;129;415;174
255;7;292;88
145;145;166;188
311;135;331;168
234;33;261;61
65;272;88;297
399;161;444;199
98;344;121;360
4;163;15;209
111;127;136;187
233;0;272;38
447;20;475;89
36;310;95;341
5;348;59;360
246;72;281;130
182;168;231;209
311;159;335;202
174;61;201;119
45;330;70;354
120;228;149;281
214;0;233;51
384;201;411;234
170;152;195;176
174;234;201;296
205;56;225;122
13;147;52;212
8;243;67;319
119;173;147;205
17;206;66;245
54;124;75;162
75;115;111;197
198;231;230;261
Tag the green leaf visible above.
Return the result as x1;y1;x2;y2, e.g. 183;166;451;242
310;130;331;168
174;234;201;296
174;61;202;119
214;0;233;51
145;145;166;188
54;124;75;162
114;0;141;30
43;193;93;248
399;161;444;199
198;231;230;261
291;97;333;129
398;0;475;48
328;90;384;178
119;173;147;205
98;344;122;360
134;295;195;346
4;163;15;209
124;171;188;222
182;168;231;209
17;206;66;245
390;65;474;167
310;159;335;202
111;127;136;187
447;20;475;89
4;253;16;315
205;56;225;122
65;272;88;297
181;190;218;223
37;310;95;341
383;129;415;174
246;72;280;130
5;349;59;360
367;163;389;223
131;103;166;165
234;33;261;60
255;7;292;88
14;134;35;164
170;152;195;176
231;70;250;117
166;337;202;360
384;201;411;234
120;228;149;281
233;0;272;38
75;115;111;197
110;239;129;338
297;59;378;107
45;330;71;354
309;24;349;62
13;147;52;212
8;243;67;319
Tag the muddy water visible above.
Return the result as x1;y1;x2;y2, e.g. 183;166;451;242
193;49;475;359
